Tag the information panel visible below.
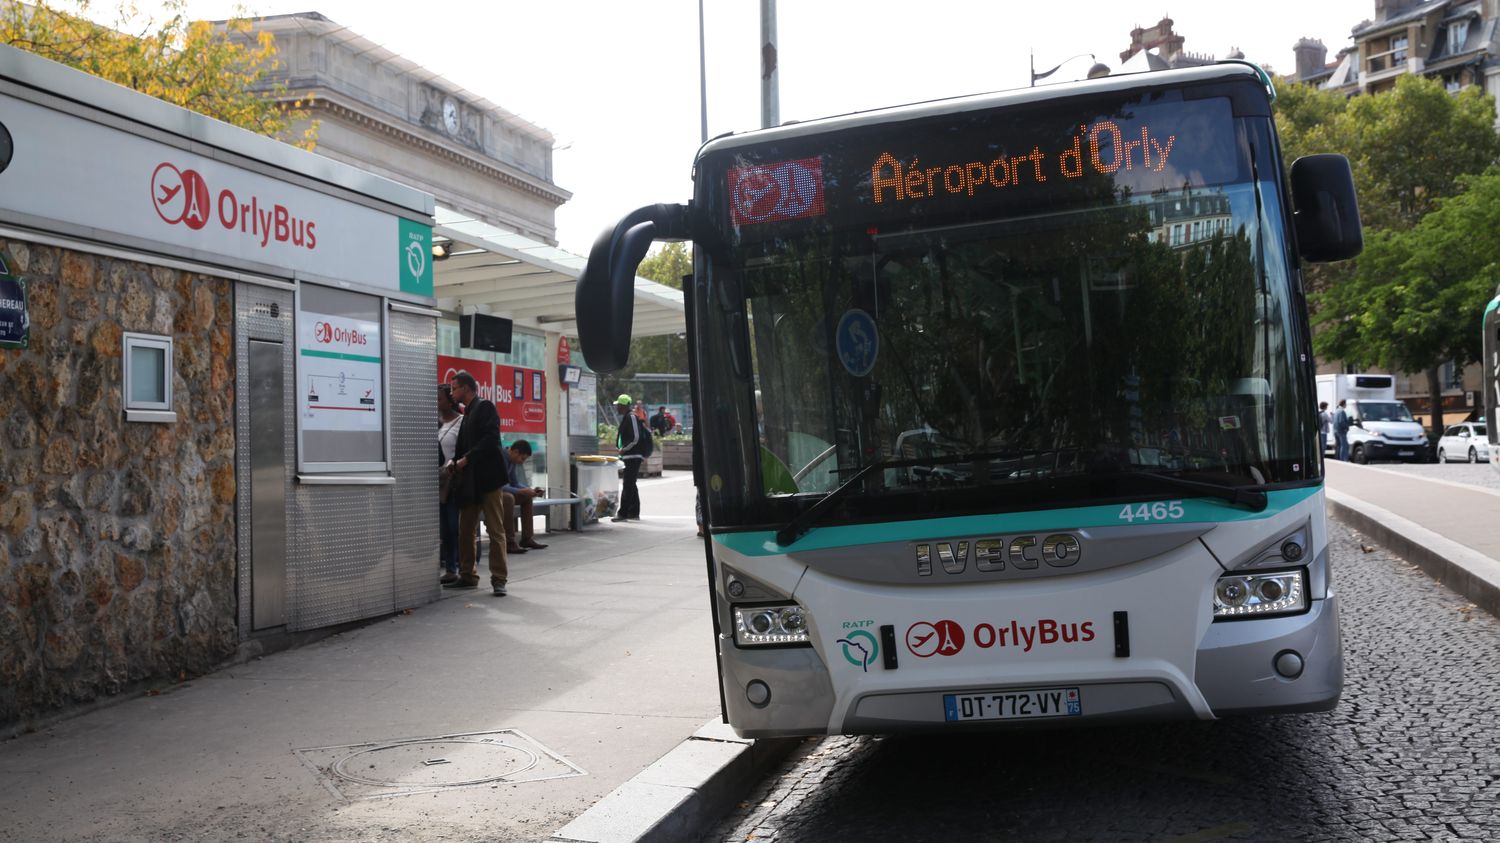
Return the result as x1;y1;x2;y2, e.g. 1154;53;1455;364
298;285;384;469
496;363;547;440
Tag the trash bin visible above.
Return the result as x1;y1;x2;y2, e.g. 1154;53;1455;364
572;455;621;526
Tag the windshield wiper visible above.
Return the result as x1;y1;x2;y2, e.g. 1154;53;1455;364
775;450;1016;547
1119;471;1269;512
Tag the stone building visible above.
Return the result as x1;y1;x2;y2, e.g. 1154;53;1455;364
232;12;568;245
1116;17;1239;74
1293;0;1500;98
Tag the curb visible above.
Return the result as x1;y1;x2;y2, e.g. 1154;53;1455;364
1326;488;1500;618
547;719;799;843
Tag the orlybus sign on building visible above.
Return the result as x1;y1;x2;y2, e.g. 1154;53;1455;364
0;92;432;298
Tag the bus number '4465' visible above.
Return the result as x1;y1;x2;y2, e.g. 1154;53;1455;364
1118;501;1185;523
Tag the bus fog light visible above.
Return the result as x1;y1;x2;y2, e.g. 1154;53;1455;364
746;680;771;706
1274;650;1304;678
733;603;812;646
1213;570;1307;620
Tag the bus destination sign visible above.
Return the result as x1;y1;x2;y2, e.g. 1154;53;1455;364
719;96;1240;236
872;119;1179;206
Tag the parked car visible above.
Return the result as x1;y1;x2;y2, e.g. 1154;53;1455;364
1436;422;1490;463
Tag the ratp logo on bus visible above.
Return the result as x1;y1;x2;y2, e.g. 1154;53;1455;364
728;157;827;226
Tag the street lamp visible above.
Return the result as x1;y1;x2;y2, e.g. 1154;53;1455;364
1030;52;1111;87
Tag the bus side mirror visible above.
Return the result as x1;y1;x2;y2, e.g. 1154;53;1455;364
1290;154;1362;263
576;204;691;372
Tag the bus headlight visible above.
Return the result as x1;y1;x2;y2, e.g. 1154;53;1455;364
1212;569;1307;620
733;604;811;646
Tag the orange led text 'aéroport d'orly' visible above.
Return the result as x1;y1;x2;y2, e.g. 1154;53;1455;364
871;121;1177;204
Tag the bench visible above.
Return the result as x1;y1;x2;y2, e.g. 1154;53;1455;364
514;487;582;533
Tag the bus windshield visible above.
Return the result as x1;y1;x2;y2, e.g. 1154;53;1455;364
694;80;1316;528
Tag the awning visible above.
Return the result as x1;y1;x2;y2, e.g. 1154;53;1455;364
431;206;685;338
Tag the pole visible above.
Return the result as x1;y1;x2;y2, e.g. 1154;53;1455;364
698;0;708;144
760;0;779;129
1030;49;1035;87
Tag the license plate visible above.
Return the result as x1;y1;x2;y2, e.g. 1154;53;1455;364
943;687;1082;721
1397;450;1414;457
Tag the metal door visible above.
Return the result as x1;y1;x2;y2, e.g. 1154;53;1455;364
249;339;287;629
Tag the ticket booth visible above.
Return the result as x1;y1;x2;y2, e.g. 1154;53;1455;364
0;38;443;707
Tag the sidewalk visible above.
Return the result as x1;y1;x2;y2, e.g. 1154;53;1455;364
0;473;726;842
1324;461;1500;617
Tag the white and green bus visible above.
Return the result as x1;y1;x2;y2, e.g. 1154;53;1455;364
579;64;1362;736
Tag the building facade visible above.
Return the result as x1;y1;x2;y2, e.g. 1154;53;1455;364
234;12;569;245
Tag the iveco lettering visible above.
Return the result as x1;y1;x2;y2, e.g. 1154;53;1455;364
578;64;1363;736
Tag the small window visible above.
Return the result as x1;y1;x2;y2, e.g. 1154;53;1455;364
1448;20;1469;55
1392;35;1408;62
123;332;176;423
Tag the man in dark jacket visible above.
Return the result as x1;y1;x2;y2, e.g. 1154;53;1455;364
445;371;510;596
649;406;673;438
614;393;649;522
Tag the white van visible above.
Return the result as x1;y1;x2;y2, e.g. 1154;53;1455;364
1315;374;1430;463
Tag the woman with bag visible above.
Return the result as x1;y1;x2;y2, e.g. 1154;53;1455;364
438;384;464;583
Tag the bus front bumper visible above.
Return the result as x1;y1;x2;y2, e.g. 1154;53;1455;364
720;594;1341;737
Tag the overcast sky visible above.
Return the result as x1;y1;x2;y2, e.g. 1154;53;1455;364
158;0;1373;254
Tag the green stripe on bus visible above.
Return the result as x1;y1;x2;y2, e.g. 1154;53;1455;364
712;486;1321;556
301;349;383;364
1486;296;1500;317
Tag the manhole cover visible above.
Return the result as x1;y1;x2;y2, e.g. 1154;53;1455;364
294;729;586;800
332;739;539;788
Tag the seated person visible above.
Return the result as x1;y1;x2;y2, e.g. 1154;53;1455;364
503;440;548;551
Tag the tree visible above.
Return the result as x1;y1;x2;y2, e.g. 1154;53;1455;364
1;0;315;148
1315;167;1500;431
1339;75;1500;230
1283;74;1500;431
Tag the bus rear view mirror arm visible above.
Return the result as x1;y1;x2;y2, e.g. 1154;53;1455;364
576;203;693;372
1290;154;1363;263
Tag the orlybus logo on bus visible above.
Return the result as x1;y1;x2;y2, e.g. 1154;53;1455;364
728;157;826;226
151;162;318;250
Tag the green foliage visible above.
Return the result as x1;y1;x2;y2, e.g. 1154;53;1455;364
1315;166;1500;429
1;1;317;148
1283;73;1500;429
1341;76;1500;230
1272;81;1349;168
636;242;691;290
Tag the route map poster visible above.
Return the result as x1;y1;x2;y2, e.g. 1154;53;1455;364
297;284;386;468
299;310;383;433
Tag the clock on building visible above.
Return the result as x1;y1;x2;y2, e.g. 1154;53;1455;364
442;96;459;134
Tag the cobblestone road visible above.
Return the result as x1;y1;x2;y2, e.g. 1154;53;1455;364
710;519;1500;842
